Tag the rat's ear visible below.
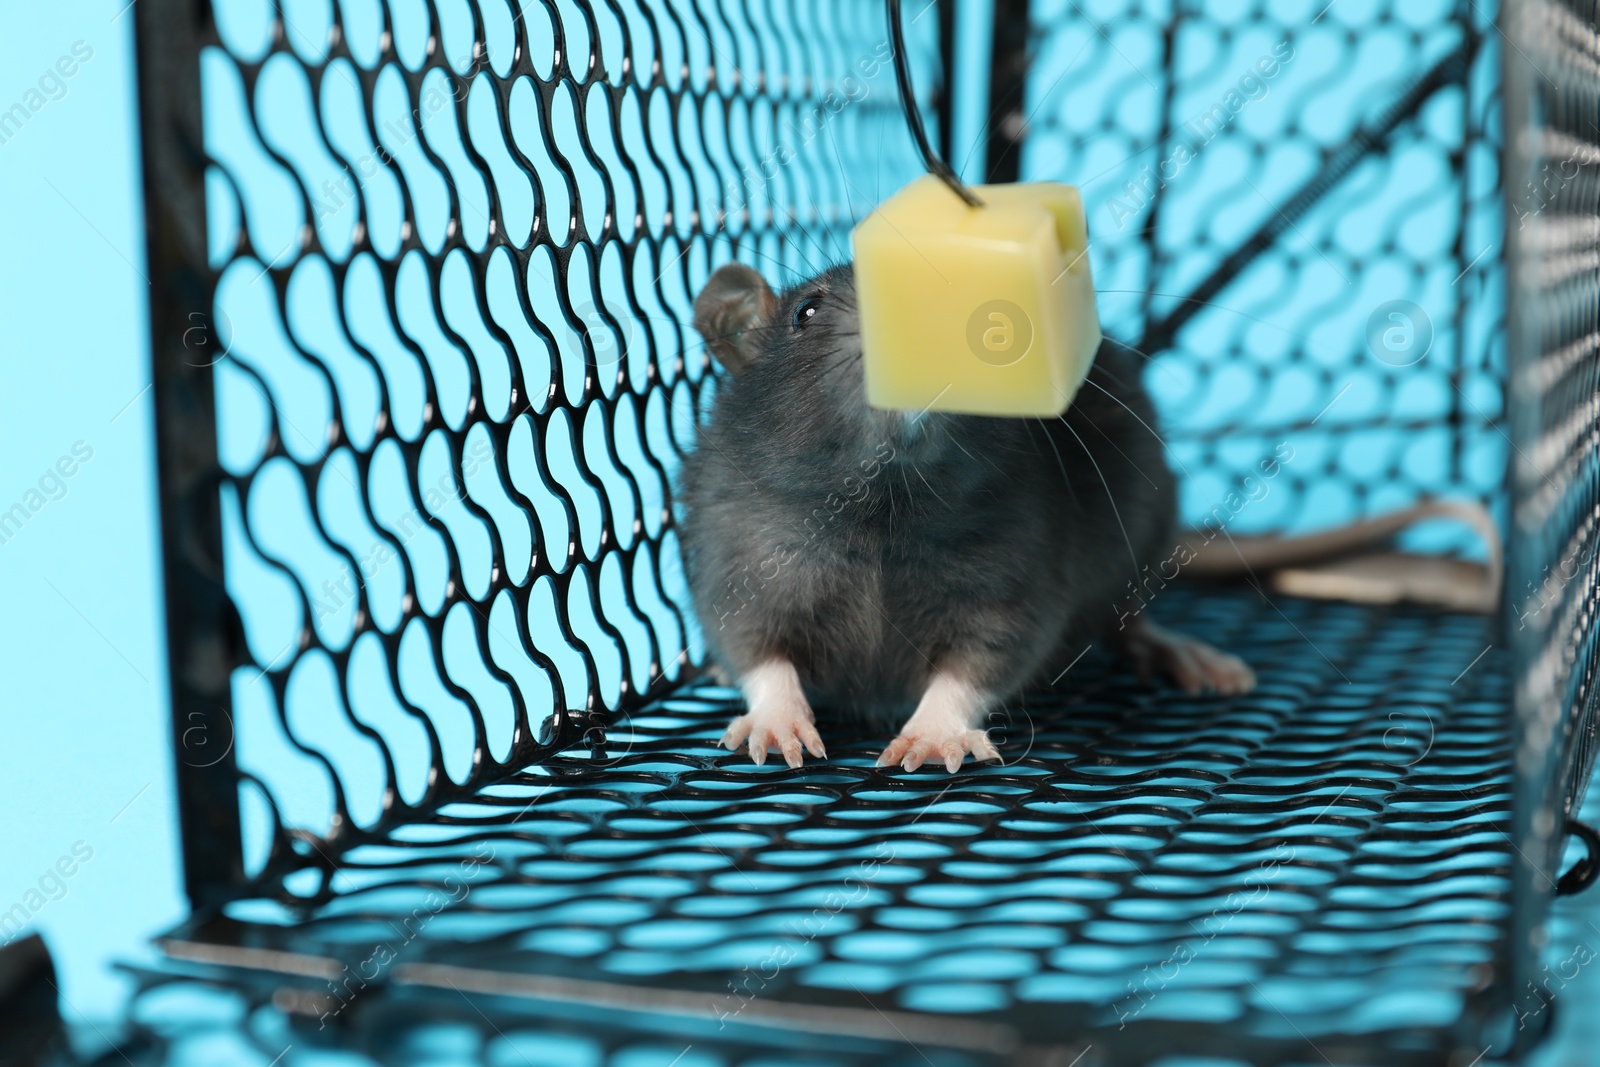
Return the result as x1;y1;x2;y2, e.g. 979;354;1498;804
693;263;776;375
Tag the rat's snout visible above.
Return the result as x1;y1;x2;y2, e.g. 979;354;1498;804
871;403;938;454
895;406;932;440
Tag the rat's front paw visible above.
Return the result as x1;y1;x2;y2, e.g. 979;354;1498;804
876;728;1001;773
720;709;826;769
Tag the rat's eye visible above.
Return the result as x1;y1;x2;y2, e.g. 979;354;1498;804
792;296;822;331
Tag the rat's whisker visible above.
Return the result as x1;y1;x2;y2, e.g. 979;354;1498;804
1101;335;1188;389
1029;417;1080;510
741;242;815;288
679;322;794;363
688;321;790;347
1082;377;1193;478
875;139;884;204
989;436;1049;457
948;434;1011;480
1086;359;1131;390
779;227;825;277
910;459;952;510
1058;415;1141;573
886;466;899;531
825;124;861;230
1079;409;1160;489
1098;290;1311;344
794;220;839;277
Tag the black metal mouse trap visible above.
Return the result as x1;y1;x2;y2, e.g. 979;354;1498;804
112;1;1599;1065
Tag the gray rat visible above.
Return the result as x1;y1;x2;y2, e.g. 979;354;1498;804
677;262;1255;772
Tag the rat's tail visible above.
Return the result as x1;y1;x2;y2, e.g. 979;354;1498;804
1175;499;1502;613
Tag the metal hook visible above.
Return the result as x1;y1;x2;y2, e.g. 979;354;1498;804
887;0;984;208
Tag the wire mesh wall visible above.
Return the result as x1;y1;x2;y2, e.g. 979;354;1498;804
1000;0;1505;545
1503;0;1600;1029
139;0;937;894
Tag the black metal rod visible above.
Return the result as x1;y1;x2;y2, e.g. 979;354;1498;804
984;0;1032;185
134;0;248;909
935;0;957;168
1138;38;1473;356
888;0;983;206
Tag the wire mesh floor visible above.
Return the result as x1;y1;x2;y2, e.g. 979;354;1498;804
151;587;1516;1067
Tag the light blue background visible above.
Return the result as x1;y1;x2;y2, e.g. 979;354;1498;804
0;0;184;1035
0;3;1597;1066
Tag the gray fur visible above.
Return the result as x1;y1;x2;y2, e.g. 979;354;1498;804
678;263;1175;732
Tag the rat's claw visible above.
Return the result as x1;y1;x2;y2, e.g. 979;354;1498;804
720;717;753;751
875;735;913;768
878;729;999;773
720;710;825;768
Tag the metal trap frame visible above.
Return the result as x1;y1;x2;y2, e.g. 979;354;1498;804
128;0;1600;1064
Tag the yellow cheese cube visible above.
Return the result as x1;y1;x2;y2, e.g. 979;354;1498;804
850;175;1100;417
